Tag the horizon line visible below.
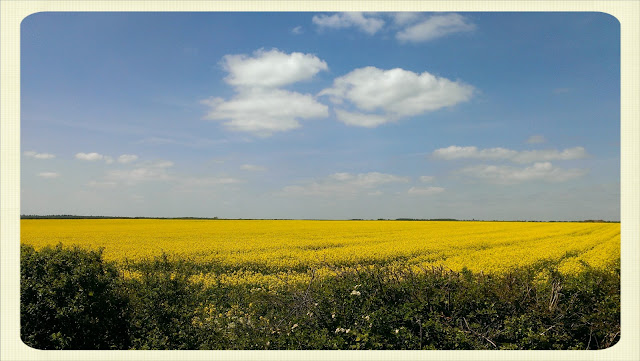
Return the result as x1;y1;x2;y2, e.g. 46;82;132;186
19;215;620;223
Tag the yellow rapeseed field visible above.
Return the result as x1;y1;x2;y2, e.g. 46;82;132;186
21;219;620;287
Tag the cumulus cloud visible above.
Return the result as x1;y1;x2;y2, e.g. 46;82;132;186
203;49;330;136
202;89;328;135
75;152;104;161
457;162;587;184
118;154;139;164
432;146;587;163
221;49;328;89
408;186;445;195
526;135;546;144
320;67;473;127
396;13;475;43
241;164;266;172
106;160;174;185
312;12;385;35
284;171;409;196
24;151;55;159
37;172;60;179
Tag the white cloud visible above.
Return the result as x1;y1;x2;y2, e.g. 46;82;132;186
339;172;409;188
24;151;55;159
419;176;435;182
320;67;473;126
329;172;354;182
104;156;114;164
203;49;330;136
396;13;475;43
432;145;588;163
457;162;587;184
408;186;445;195
180;176;243;188
106;160;174;185
291;26;303;34
118;154;139;164
87;180;117;189
432;146;517;161
312;12;385;35
334;109;391;128
526;135;546;144
284;171;409;196
513;148;588;163
392;12;422;26
241;164;267;171
202;88;328;136
37;172;60;179
221;49;328;89
75;152;104;161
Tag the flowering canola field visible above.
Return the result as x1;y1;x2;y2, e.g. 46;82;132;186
21;219;619;286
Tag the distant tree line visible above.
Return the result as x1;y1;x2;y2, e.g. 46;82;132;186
20;215;618;223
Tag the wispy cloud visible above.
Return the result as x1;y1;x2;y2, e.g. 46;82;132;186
312;12;385;35
179;176;243;188
334;109;390;128
241;164;267;171
118;154;139;164
432;145;587;163
75;152;131;164
291;26;303;34
87;180;118;189
75;152;105;161
283;171;409;197
24;151;55;159
38;172;60;179
396;13;475;43
419;175;435;182
457;162;587;184
106;160;174;185
408;186;445;195
526;135;546;144
311;13;475;44
391;12;422;26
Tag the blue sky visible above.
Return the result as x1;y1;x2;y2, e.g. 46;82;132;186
20;12;620;220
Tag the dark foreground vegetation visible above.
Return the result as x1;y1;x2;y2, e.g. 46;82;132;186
21;244;620;350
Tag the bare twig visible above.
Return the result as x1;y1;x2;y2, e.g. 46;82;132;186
463;317;497;348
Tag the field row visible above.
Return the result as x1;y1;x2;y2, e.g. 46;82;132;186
21;220;620;287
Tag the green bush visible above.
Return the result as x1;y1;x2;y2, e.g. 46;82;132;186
20;244;130;349
125;254;204;350
20;245;620;350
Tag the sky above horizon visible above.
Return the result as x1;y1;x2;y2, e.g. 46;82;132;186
20;12;620;221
